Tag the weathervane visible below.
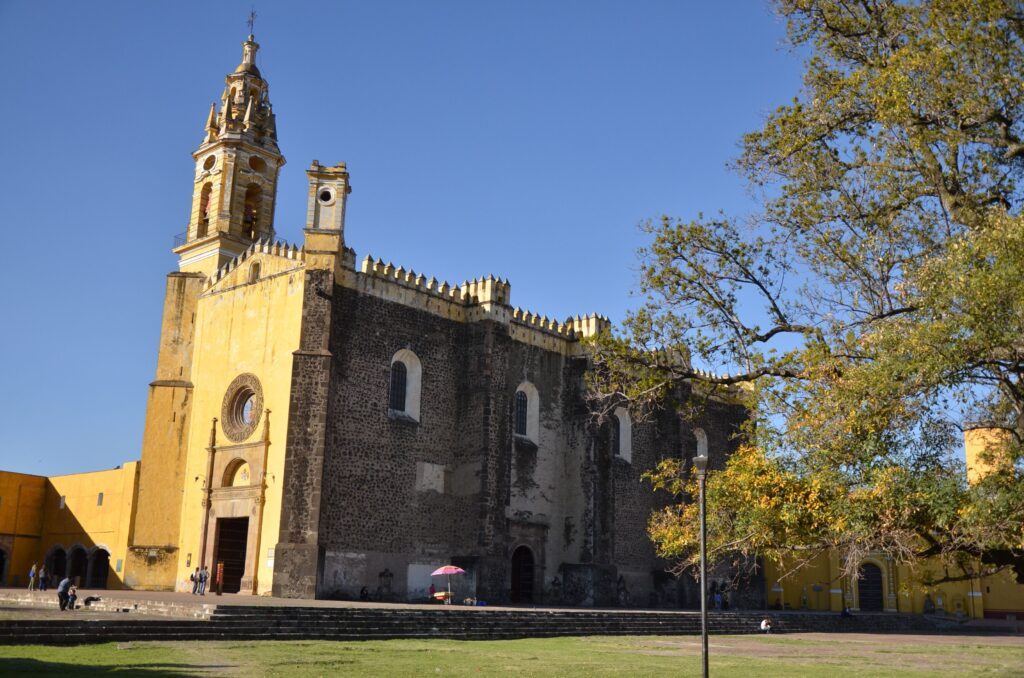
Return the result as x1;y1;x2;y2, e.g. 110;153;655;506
247;8;257;36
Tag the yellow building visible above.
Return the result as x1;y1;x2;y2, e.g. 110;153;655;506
763;430;1023;621
0;464;138;589
1;29;1022;619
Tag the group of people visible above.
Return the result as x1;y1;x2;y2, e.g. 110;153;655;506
29;562;80;611
26;562;52;592
190;566;210;595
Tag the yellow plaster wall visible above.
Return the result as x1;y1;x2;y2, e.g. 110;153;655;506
174;256;306;594
0;472;46;586
2;466;139;589
42;463;139;589
764;553;838;612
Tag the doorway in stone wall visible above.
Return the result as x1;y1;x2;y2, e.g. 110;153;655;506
214;517;249;593
0;549;6;586
48;549;66;580
510;546;535;603
858;563;884;611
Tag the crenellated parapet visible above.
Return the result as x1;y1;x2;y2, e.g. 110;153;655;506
206;236;304;289
352;253;608;353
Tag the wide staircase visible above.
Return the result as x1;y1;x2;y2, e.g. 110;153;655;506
0;605;947;645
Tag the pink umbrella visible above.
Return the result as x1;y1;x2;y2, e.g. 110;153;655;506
430;565;465;604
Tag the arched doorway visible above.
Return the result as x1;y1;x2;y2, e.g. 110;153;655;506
47;548;67;580
0;549;7;585
87;549;110;589
510;546;535;604
858;563;884;611
68;547;88;585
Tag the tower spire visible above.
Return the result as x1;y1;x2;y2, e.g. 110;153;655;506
174;25;285;276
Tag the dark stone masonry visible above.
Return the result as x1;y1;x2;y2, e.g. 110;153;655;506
275;278;755;609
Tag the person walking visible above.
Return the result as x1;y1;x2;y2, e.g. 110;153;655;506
198;566;209;595
57;577;72;611
190;567;200;595
27;562;37;591
38;565;48;592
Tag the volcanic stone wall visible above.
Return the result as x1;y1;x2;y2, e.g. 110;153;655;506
312;283;750;607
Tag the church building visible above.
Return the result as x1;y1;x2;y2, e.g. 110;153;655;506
119;31;746;605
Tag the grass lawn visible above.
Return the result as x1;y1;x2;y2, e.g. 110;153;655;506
0;634;1021;677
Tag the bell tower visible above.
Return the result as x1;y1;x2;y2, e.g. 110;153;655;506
174;31;285;276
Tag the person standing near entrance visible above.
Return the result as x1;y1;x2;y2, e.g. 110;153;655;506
27;562;37;591
198;566;209;595
191;567;200;595
38;565;48;592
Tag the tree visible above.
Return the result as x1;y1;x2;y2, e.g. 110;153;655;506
591;0;1024;585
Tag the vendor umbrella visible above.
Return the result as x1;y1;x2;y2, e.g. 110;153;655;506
430;565;466;604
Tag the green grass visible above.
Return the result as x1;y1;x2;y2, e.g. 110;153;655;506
0;634;1021;677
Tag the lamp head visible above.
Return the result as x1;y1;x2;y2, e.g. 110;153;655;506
693;454;709;472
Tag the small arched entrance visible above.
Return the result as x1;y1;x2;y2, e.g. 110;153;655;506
858;563;884;611
87;549;110;589
68;547;88;585
510;546;535;604
47;548;67;579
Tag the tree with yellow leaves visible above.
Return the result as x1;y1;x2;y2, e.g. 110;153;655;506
593;0;1024;584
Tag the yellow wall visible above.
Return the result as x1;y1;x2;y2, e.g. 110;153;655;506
767;551;1023;619
174;253;306;594
0;472;46;586
0;465;138;589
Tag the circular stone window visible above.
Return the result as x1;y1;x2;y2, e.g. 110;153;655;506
249;155;267;172
221;373;264;442
203;155;217;171
317;188;335;205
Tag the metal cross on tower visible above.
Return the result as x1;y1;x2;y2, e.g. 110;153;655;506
247;8;257;36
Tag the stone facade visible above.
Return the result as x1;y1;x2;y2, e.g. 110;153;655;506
129;31;756;608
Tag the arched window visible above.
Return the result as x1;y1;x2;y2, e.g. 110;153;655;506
243;184;261;238
613;407;632;462
514;392;528;436
389;362;407;411
248;262;261;283
389;349;422;422
197;183;212;238
513;382;540;442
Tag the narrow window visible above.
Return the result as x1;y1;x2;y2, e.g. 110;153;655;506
389;361;407;412
59;496;66;510
243;184;262;238
514;391;528;436
248;262;261;283
197;183;212;238
610;416;620;455
97;492;104;507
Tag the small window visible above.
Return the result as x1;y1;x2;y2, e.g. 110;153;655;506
97;492;104;507
389;362;407;411
388;349;422;421
116;559;123;573
248;262;261;283
59;495;66;509
613;407;632;463
513;382;540;442
514;391;528;436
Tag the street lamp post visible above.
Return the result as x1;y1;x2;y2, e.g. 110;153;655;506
694;452;709;678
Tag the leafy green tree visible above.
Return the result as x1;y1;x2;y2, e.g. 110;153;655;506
592;0;1024;584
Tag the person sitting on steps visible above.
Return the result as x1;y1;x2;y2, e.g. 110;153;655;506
760;617;773;634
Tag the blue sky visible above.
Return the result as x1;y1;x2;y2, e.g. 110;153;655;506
0;1;803;476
